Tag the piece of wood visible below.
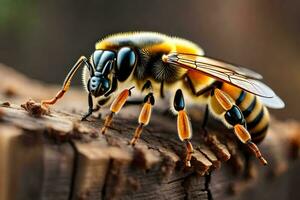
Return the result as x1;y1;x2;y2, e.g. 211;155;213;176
0;63;300;200
41;138;75;200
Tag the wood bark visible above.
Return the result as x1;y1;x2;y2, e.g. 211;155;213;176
0;63;300;200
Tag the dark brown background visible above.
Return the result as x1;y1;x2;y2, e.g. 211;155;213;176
0;0;299;120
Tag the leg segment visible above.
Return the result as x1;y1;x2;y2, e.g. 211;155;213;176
174;89;194;167
124;99;144;106
123;80;153;107
141;80;152;92
185;76;217;142
202;105;209;129
214;88;267;165
100;87;134;134
41;56;94;107
129;93;155;145
201;105;210;139
81;93;101;121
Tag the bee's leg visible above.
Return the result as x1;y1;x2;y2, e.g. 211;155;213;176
141;80;152;92
124;99;144;107
174;89;194;167
81;93;94;121
81;93;100;121
41;56;94;107
201;105;210;139
82;95;112;120
129;93;155;145
213;88;267;165
128;80;154;144
124;80;152;107
100;87;134;134
185;76;217;139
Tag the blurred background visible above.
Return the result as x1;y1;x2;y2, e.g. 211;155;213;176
0;0;299;120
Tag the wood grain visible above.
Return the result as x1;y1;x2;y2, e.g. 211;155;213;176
0;64;300;200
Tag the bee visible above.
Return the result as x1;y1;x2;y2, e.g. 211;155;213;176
41;32;284;167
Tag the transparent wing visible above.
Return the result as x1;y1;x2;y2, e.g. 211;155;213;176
168;53;263;79
164;53;277;98
258;95;285;109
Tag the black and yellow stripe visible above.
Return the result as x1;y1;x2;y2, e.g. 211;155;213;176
221;83;269;144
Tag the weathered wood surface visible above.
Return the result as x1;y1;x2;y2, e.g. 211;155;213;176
0;63;300;200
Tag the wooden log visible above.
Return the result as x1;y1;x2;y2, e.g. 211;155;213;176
0;63;300;200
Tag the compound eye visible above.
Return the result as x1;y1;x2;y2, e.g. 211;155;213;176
116;47;136;82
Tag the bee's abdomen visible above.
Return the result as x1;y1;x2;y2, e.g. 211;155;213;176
222;84;269;143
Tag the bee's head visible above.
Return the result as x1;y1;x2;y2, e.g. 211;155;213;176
88;50;116;97
87;47;137;97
